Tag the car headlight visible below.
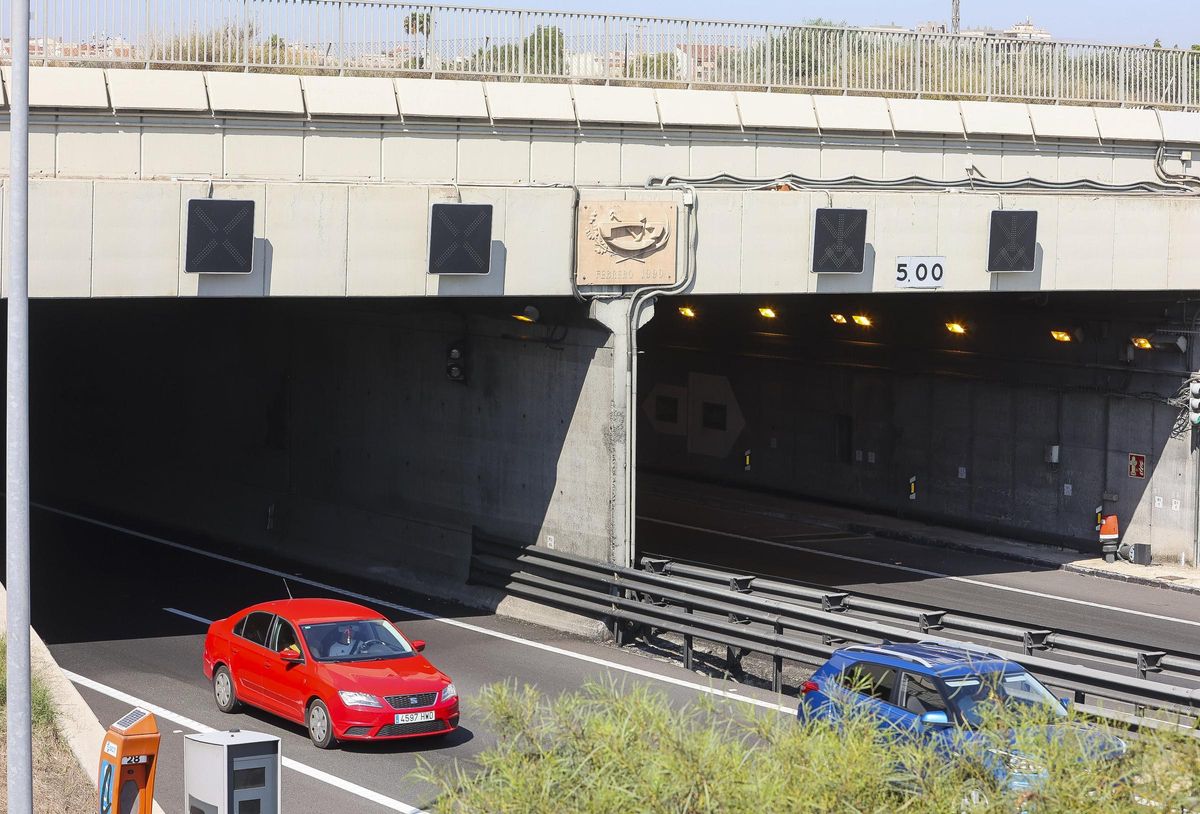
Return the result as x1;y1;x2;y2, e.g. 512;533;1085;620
338;691;383;709
441;682;458;703
987;748;1044;776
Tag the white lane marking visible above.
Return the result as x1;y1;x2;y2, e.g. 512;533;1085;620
38;505;792;715
64;669;426;814
164;607;211;626
167;608;213;623
641;517;1200;630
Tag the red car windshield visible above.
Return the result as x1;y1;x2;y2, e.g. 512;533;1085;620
300;619;415;663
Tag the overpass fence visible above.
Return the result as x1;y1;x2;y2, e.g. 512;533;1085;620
469;532;1200;731
4;0;1200;109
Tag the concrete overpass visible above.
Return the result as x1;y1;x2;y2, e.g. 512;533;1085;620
4;59;1200;619
1;67;1200;298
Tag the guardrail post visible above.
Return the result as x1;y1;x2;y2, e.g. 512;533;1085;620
917;611;945;633
1023;629;1052;654
144;0;153;67
603;15;611;83
1118;46;1127;106
1052;42;1061;101
683;606;694;671
729;575;753;593
821;592;849;613
772;621;784;694
985;39;993;100
427;7;437;78
765;25;774;90
1137;651;1166;679
685;20;694;87
337;1;345;75
914;34;922;97
241;0;249;72
839;27;849;93
518;10;526;78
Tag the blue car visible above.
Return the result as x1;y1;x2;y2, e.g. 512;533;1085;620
797;641;1127;800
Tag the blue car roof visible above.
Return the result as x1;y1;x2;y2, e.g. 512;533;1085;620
834;641;1021;678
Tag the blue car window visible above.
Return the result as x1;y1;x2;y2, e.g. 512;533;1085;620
944;672;1064;726
898;672;948;716
838;662;896;702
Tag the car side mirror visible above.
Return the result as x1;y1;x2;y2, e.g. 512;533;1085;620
279;648;302;663
920;710;951;728
1059;697;1072;711
412;639;426;653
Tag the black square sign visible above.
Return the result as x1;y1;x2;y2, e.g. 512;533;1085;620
812;208;868;274
988;210;1038;272
428;203;493;275
184;199;255;274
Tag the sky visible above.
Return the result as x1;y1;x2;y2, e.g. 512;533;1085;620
478;1;1200;49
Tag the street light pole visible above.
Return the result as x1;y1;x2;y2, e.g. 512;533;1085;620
7;0;32;807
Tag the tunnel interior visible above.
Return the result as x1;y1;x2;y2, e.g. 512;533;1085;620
636;291;1200;565
20;296;612;597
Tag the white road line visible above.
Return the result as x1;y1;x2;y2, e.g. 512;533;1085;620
641;516;1200;629
38;504;792;715
164;607;211;626
64;669;426;814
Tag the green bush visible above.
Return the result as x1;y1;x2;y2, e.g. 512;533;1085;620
0;636;59;732
419;679;1200;814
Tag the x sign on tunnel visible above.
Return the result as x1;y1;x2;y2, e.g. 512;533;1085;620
184;199;256;274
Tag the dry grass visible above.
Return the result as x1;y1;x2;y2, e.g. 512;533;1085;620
0;638;96;814
418;679;1200;814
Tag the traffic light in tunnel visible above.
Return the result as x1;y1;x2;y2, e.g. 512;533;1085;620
446;341;467;383
1189;380;1200;426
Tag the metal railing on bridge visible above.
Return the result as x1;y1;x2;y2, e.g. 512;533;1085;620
470;532;1200;730
4;0;1200;109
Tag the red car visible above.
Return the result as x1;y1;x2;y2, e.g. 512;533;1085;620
203;598;459;748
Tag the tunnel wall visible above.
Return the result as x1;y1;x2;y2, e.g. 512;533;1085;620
639;301;1197;563
30;298;617;595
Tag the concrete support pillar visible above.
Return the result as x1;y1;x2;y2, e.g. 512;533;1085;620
589;296;655;568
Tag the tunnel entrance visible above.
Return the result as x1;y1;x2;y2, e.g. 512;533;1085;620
20;296;614;595
635;292;1199;570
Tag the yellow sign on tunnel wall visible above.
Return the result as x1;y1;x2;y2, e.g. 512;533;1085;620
576;201;678;286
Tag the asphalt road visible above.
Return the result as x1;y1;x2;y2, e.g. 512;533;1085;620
27;506;788;814
24;485;1200;812
636;487;1200;657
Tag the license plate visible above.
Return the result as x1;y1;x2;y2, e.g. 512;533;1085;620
394;711;435;725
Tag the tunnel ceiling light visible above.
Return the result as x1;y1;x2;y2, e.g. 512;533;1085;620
678;306;697;319
758;307;778;319
1141;333;1188;353
511;305;540;324
852;315;872;327
830;313;848;324
945;322;968;335
1049;330;1075;343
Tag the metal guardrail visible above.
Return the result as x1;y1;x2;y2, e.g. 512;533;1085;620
469;533;1200;722
641;556;1200;685
3;0;1199;109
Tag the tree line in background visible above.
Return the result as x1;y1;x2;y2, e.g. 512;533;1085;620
69;14;1200;106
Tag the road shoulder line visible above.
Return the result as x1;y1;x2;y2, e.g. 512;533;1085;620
62;669;427;814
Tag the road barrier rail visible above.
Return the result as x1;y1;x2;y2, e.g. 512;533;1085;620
640;555;1200;686
4;0;1200;109
470;532;1200;725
